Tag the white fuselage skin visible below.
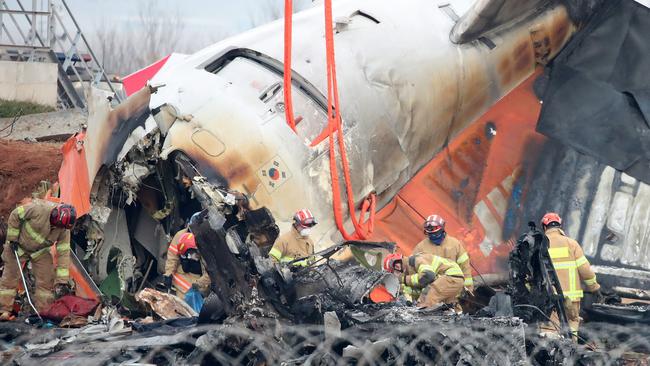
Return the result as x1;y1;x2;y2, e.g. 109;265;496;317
142;0;573;247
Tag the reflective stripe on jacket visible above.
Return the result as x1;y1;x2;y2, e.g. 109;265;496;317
546;227;600;301
164;228;211;294
402;253;464;289
413;235;473;287
269;226;314;266
6;200;71;283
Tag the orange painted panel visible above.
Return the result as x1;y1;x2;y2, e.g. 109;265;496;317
370;71;547;276
58;132;91;217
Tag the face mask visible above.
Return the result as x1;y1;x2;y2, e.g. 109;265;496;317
428;231;446;245
180;257;202;275
299;228;312;237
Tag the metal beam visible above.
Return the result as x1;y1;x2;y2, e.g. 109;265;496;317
0;9;49;16
0;43;49;50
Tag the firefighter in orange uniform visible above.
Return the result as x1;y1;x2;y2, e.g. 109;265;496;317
162;231;210;296
0;200;76;320
269;209;317;267
541;212;601;338
413;214;474;293
383;252;464;308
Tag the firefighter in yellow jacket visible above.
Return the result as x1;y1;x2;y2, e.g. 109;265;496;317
413;214;474;293
383;252;464;308
0;200;76;320
162;231;211;296
269;209;317;267
541;212;601;338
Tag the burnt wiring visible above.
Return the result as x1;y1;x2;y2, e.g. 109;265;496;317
304;264;354;307
470;261;498;292
513;304;561;332
292;253;345;288
0;110;23;138
513;304;590;344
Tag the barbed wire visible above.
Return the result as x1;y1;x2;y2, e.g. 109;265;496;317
1;316;649;365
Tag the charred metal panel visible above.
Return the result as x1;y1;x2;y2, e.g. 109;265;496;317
84;87;153;188
508;224;570;335
343;308;527;365
189;210;253;319
133;209;169;271
537;0;650;183
293;261;388;304
451;0;550;43
89;208;134;283
517;140;650;289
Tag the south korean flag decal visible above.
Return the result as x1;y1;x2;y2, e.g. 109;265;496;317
257;155;292;193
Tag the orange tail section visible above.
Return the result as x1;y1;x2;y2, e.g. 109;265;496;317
371;71;547;276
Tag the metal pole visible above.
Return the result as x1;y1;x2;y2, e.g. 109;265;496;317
29;0;36;60
13;248;42;320
48;0;53;48
0;0;4;43
15;0;46;47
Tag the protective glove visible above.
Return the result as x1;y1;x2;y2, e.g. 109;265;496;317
464;286;475;297
54;283;72;298
592;289;605;303
10;241;20;252
163;275;173;292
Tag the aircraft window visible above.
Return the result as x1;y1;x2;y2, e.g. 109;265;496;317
211;55;329;145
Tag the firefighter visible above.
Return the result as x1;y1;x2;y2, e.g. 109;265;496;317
383;252;464;308
0;200;76;320
162;231;211;296
541;212;601;338
413;214;474;293
269;209;317;267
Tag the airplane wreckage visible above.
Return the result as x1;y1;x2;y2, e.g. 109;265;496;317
2;0;650;364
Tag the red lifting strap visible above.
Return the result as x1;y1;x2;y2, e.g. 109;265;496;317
283;0;297;132
283;0;376;240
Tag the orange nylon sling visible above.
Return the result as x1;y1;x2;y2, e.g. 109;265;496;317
283;0;376;240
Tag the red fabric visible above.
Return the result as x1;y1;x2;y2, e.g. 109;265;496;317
122;54;171;96
41;295;99;322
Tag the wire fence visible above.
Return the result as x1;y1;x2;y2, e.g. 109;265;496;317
1;314;649;365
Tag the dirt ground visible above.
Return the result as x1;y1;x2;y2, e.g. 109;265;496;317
0;139;63;241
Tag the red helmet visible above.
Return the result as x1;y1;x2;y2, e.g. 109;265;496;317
293;208;317;227
178;232;198;255
50;204;77;229
383;253;403;272
424;214;445;234
541;212;562;227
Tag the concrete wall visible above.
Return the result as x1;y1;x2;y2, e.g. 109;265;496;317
0;60;58;107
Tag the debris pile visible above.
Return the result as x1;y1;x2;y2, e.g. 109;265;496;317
2;309;650;365
135;288;197;320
